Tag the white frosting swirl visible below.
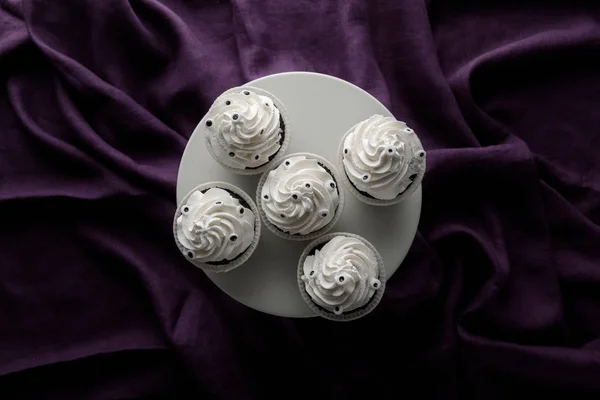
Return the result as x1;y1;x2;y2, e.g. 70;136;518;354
206;89;282;169
302;236;381;314
176;188;255;263
261;156;339;236
342;114;426;200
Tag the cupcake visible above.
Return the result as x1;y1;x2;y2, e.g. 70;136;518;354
298;233;386;321
203;86;291;175
257;153;345;241
173;182;261;273
339;114;426;205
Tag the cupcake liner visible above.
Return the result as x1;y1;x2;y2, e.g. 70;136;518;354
256;152;346;241
297;232;386;321
202;86;292;176
337;124;426;206
173;181;261;273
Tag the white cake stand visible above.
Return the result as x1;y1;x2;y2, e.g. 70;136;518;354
176;72;422;317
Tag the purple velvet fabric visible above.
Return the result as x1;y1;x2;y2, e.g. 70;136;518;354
1;0;599;398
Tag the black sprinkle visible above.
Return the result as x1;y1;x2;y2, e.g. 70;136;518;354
335;307;340;312
292;194;298;200
339;276;345;282
232;114;239;120
265;103;269;107
330;182;335;188
388;148;393;153
225;100;231;105
305;183;311;188
228;152;235;157
183;207;189;213
230;235;238;242
363;175;368;180
239;208;244;214
254;155;260;160
419;151;425;157
285;161;290;166
215;201;222;205
187;252;194;258
260;129;264;135
321;213;327;217
263;195;269;200
206;120;212;127
243;91;250;95
310;271;315;276
280;214;285;218
374;283;379;288
344;149;348;154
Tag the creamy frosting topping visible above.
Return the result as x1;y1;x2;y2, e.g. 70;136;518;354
261;156;339;236
302;236;381;314
176;188;255;263
342;114;426;200
205;89;282;169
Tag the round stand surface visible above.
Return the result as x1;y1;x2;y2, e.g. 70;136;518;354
177;72;422;317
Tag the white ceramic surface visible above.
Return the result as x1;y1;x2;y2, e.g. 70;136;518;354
176;72;422;317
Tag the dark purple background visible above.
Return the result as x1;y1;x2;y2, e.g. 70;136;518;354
1;0;600;398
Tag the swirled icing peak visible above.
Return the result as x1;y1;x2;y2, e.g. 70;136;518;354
261;156;339;236
176;188;255;263
206;89;283;169
302;236;381;314
342;114;425;200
